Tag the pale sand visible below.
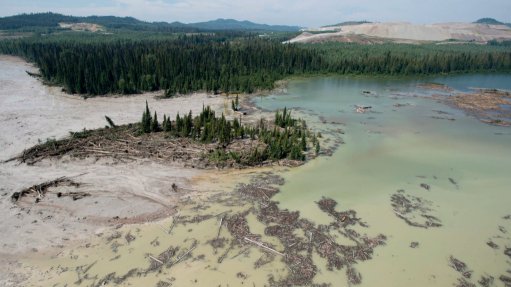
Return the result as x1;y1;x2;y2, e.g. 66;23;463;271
0;55;227;262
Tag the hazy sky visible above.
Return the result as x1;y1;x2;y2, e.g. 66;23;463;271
1;0;510;27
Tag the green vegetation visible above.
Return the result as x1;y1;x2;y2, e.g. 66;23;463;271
1;13;510;97
0;12;195;33
2;34;509;96
474;18;506;25
0;35;317;95
141;104;314;162
0;12;300;33
231;95;240;111
308;42;511;74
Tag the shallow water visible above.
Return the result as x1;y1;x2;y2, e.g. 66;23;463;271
13;73;511;287
256;74;511;286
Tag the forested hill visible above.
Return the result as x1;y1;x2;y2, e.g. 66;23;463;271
474;18;511;28
189;19;300;32
0;12;301;32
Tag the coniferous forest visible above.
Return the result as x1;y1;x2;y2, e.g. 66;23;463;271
0;32;510;96
140;103;315;162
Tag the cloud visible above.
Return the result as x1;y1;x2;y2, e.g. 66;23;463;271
1;0;510;27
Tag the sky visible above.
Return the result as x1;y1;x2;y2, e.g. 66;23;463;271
0;0;510;27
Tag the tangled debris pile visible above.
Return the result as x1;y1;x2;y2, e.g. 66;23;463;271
445;256;503;287
12;105;320;169
449;256;476;287
27;171;386;286
11;125;236;168
224;174;387;286
478;275;495;287
11;176;86;203
439;88;511;127
391;190;442;228
449;256;473;279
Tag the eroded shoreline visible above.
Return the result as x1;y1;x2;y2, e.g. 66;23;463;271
0;55;343;286
2;55;511;287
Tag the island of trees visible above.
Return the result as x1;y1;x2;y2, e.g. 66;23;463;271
15;104;320;168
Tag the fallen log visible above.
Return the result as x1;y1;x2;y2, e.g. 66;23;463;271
149;255;163;265
12;176;80;202
244;237;284;256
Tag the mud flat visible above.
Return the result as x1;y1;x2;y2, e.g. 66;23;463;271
13;171;388;286
0;55;228;285
0;55;343;286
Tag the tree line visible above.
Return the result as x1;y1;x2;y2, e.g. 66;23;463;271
0;35;319;95
0;34;510;96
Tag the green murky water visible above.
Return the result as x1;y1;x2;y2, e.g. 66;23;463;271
22;74;511;286
255;74;511;286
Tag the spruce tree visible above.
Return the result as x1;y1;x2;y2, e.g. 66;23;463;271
162;114;167;131
301;133;307;151
151;111;159;132
141;100;152;133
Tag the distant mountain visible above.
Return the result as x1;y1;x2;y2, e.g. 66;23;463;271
188;18;301;32
0;13;301;33
474;18;504;25
474;18;511;28
0;12;195;32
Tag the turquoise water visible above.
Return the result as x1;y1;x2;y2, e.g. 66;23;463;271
255;74;511;286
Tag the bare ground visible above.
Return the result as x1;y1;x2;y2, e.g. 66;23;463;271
0;55;233;284
290;22;511;44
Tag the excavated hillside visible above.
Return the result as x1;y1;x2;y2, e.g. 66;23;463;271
289;22;511;44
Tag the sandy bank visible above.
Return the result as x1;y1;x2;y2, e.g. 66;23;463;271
0;55;228;259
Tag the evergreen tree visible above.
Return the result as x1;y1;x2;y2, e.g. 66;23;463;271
105;115;116;128
301;133;307;151
141;100;152;133
162;114;167;131
151;111;159;132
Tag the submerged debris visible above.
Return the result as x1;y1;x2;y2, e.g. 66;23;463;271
226;175;385;286
254;252;276;269
37;172;386;286
456;278;476;287
391;192;442;228
124;232;136;244
449;178;459;189
420;183;431;191
410;242;419;248
317;197;362;227
500;275;511;287
346;266;362;285
94;268;140;287
487;241;499;249
207;237;228;250
449;256;473;279
505;248;511;259
478;275;494;287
